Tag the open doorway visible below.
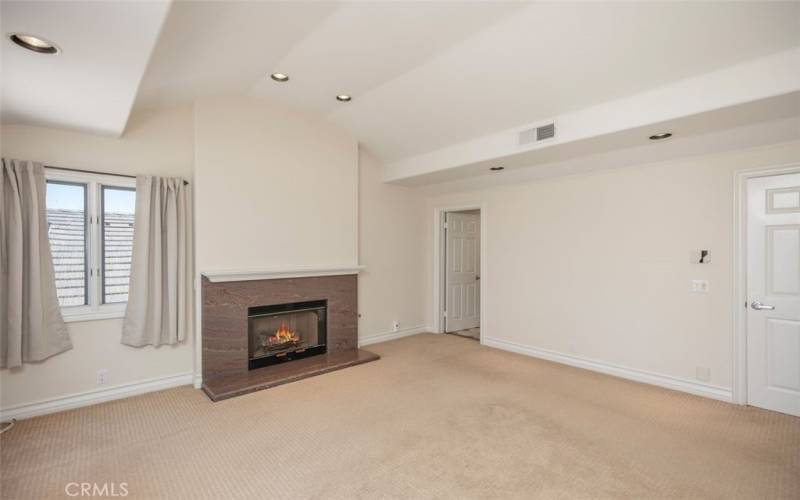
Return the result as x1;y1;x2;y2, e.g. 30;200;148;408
440;208;481;341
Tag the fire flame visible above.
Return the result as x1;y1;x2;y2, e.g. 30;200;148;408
269;322;300;345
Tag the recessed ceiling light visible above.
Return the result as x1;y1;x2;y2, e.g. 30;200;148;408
336;95;352;102
270;73;289;82
490;166;505;171
8;33;60;54
649;132;672;140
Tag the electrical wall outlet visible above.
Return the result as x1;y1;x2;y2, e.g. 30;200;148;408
691;280;709;293
392;320;400;332
97;369;109;386
696;366;711;382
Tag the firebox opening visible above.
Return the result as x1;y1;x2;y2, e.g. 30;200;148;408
247;300;327;370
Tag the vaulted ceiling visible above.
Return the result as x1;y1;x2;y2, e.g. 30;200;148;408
2;1;799;184
0;0;170;136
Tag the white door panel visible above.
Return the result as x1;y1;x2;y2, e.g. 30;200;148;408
766;319;800;392
445;212;480;332
747;173;800;416
767;225;800;294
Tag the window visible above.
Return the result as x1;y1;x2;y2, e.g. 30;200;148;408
46;182;88;307
45;169;136;321
101;186;135;304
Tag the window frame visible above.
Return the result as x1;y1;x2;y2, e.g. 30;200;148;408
45;179;89;307
100;184;136;306
46;168;136;322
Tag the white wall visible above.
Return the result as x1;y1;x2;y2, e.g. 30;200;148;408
192;98;429;347
358;148;428;343
193;96;359;273
0;105;195;411
424;140;800;393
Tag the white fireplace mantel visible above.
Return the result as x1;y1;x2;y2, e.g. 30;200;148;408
201;265;365;283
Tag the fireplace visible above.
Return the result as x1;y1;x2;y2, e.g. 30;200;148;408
202;273;378;401
248;300;327;370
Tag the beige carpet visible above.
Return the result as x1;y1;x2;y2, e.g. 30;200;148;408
2;334;799;499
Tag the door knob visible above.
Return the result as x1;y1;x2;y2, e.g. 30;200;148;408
750;301;775;311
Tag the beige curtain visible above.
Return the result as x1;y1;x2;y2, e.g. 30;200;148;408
122;176;193;347
0;159;72;368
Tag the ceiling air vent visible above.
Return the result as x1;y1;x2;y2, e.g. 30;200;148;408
519;122;556;145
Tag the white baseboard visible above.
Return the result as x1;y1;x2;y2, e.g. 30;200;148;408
193;373;203;389
483;337;733;403
0;371;194;421
359;325;430;347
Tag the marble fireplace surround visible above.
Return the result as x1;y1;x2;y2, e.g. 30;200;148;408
201;268;378;401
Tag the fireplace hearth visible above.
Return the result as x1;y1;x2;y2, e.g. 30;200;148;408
248;300;327;369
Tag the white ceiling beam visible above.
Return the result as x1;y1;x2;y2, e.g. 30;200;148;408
383;48;800;184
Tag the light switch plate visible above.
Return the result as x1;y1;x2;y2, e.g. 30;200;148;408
691;280;709;293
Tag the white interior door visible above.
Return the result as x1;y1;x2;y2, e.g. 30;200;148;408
445;211;480;332
747;172;800;416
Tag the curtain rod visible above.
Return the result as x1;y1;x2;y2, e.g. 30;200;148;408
46;166;189;186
